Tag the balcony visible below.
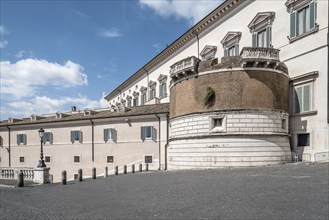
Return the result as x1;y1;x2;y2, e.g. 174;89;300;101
240;47;280;69
170;56;200;80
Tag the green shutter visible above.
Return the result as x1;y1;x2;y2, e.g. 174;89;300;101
295;87;303;113
71;131;75;143
303;85;311;112
266;27;271;48
235;44;239;56
23;134;26;145
104;129;108;142
152;127;157;142
252;33;257;47
17;134;20;145
290;12;296;38
49;133;53;144
78;131;82;143
113;129;117;143
141;127;145;141
309;1;315;30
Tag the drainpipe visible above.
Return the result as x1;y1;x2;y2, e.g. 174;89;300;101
193;30;200;59
327;30;329;123
5;125;11;167
165;113;169;170
89;119;94;166
155;114;161;170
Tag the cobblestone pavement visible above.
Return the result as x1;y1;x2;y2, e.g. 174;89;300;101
1;163;328;220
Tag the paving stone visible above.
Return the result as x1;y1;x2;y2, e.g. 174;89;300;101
0;163;328;219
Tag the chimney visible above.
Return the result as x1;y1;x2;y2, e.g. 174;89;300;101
71;106;77;112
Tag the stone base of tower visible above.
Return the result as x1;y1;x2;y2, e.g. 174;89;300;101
168;135;292;169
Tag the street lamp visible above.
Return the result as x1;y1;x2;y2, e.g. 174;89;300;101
37;128;46;168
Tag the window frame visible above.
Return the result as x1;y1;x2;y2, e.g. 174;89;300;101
144;155;153;164
43;132;53;145
248;12;275;48
19;156;25;164
141;126;157;142
17;134;27;145
106;156;114;164
297;133;310;147
221;32;241;57
104;128;117;143
209;115;227;133
287;0;318;42
71;130;82;144
45;156;51;164
73;155;81;164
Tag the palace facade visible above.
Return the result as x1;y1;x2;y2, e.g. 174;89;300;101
1;0;328;182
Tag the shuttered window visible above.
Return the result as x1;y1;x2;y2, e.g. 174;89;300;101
71;130;82;143
252;27;271;48
17;134;27;145
290;1;316;38
159;82;167;98
141;126;157;141
104;128;117;143
294;83;312;114
43;132;53;144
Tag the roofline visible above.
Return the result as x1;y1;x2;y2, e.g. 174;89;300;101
104;0;244;101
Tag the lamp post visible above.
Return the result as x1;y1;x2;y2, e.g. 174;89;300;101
37;128;46;168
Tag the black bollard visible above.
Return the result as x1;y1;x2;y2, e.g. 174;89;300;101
62;170;67;185
17;171;24;187
139;163;142;172
124;165;127;174
146;163;149;171
115;166;118;175
104;167;108;177
78;169;83;182
92;167;96;179
132;164;135;174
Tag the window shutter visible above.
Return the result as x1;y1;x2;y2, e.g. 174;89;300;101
266;26;271;48
17;134;20;145
49;133;53;144
71;131;75;143
224;49;228;57
235;44;239;56
295;87;303;113
104;129;108;142
141;126;145;141
309;1;315;30
152;127;157;142
23;134;26;145
303;85;311;112
79;131;82;143
164;83;167;97
290;12;296;38
252;33;257;47
113;129;117;143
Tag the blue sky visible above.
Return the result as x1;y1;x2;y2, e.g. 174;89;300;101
0;0;223;120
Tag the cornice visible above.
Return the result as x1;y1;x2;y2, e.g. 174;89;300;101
104;0;245;101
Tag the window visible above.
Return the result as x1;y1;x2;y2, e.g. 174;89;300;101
45;156;51;163
17;134;27;145
282;118;288;130
74;174;78;180
107;156;114;163
133;97;139;107
293;83;312;114
145;156;153;164
209;116;227;133
73;156;80;163
248;12;275;48
221;32;241;57
200;45;217;60
19;156;25;163
149;87;156;100
0;136;3;147
159;82;167;98
43;132;53;144
141;92;147;105
104;128;117;142
71;130;82;143
127;96;132;107
288;0;317;40
141;126;157;141
297;133;310;146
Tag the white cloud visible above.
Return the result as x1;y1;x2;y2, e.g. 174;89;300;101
0;25;8;35
74;10;90;18
139;0;223;24
15;50;25;58
0;58;88;99
0;40;8;48
153;44;162;53
99;28;121;38
1;94;108;119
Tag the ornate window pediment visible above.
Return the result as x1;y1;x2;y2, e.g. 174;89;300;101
221;32;241;46
248;12;275;32
285;0;311;12
200;45;217;61
157;74;167;82
139;86;147;93
148;80;156;88
132;91;139;97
